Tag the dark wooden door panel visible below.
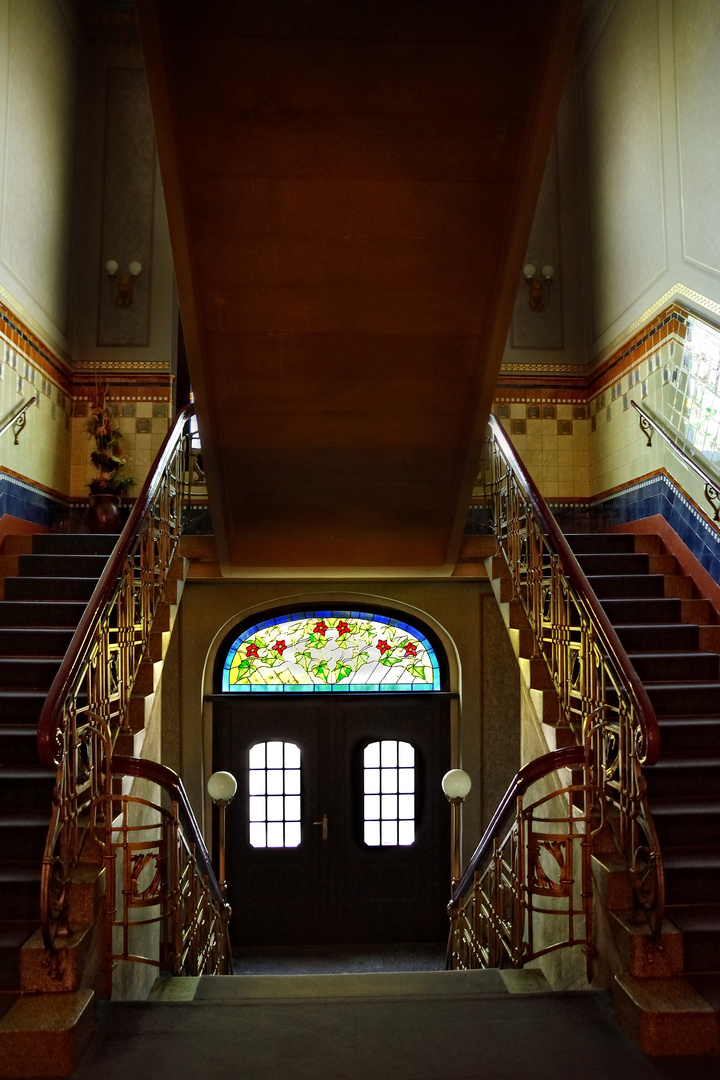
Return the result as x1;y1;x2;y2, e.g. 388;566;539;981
213;694;449;947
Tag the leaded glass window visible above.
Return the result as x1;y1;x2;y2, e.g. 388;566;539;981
363;740;415;847
221;610;440;693
248;741;301;848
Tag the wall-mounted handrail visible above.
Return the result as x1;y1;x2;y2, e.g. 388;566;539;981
489;414;659;765
453;746;585;901
0;395;36;443
632;399;720;522
37;403;194;766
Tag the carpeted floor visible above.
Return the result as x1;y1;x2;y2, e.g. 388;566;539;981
44;963;720;1080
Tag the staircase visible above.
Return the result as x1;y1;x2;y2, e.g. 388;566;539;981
0;532;116;1017
567;529;720;1039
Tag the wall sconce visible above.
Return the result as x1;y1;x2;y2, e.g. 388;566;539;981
105;259;142;308
523;262;554;312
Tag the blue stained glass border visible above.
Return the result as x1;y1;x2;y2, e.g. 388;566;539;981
220;609;441;693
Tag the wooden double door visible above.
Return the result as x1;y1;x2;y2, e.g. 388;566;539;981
213;694;450;947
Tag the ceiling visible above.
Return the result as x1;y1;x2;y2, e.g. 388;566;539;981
137;0;581;577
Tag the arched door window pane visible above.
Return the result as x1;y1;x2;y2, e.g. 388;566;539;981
363;740;415;847
248;741;301;848
221;610;441;692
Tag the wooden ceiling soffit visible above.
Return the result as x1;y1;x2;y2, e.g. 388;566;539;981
137;0;582;576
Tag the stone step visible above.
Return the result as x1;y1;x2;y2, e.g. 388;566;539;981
614;973;720;1055
150;967;552;1004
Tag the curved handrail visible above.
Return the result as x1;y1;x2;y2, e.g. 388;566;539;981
0;395;36;440
632;400;720;521
489;414;660;765
37;403;195;766
112;754;223;902
453;746;585;902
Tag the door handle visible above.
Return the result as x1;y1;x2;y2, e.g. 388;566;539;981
313;813;328;841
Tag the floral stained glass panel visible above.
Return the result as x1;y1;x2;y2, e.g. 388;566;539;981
221;610;441;692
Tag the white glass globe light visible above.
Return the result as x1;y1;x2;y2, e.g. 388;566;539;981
441;768;472;800
207;770;237;803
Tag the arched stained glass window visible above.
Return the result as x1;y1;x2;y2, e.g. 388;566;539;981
221;610;441;693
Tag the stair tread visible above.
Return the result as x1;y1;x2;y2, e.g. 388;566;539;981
0;811;49;826
651;798;720;814
662;850;720;869
651;754;720;767
0;866;42;882
666;904;720;932
0;766;56;779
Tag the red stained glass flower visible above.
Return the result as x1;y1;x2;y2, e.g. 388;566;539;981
314;620;327;635
404;642;417;657
245;643;259;658
273;639;288;656
336;621;350;636
377;639;391;655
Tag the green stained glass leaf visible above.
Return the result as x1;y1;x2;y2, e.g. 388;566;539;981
311;660;330;683
379;654;403;667
407;664;428;681
335;664;353;683
231;658;253;682
354;650;369;670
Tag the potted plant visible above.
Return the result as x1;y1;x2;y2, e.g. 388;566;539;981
86;384;135;533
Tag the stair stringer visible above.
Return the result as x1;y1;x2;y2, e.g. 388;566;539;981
486;544;720;1055
0;555;191;1076
485;554;589;992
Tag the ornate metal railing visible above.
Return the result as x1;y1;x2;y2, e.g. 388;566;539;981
37;404;196;950
483;415;664;934
448;747;593;973
633;400;720;522
104;756;232;983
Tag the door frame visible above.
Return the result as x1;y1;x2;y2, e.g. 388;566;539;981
201;596;462;900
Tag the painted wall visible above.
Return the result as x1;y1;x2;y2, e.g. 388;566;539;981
164;579;521;865
0;0;80;359
503;0;720;375
71;24;176;372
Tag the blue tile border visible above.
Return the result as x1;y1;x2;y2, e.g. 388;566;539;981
0;473;68;530
587;474;720;585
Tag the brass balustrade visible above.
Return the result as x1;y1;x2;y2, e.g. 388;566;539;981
37;404;197;951
106;756;232;982
482;416;664;934
448;747;592;973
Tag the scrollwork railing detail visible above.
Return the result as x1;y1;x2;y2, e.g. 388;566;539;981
37;405;196;951
482;416;664;935
448;748;595;974
104;757;232;980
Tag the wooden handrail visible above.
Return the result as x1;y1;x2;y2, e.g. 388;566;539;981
112;754;222;901
453;745;585;902
36;402;195;766
488;414;660;765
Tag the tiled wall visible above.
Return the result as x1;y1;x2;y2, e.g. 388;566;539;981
492;394;590;500
489;304;720;579
0;298;174;526
69;379;172;499
0;303;73;504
